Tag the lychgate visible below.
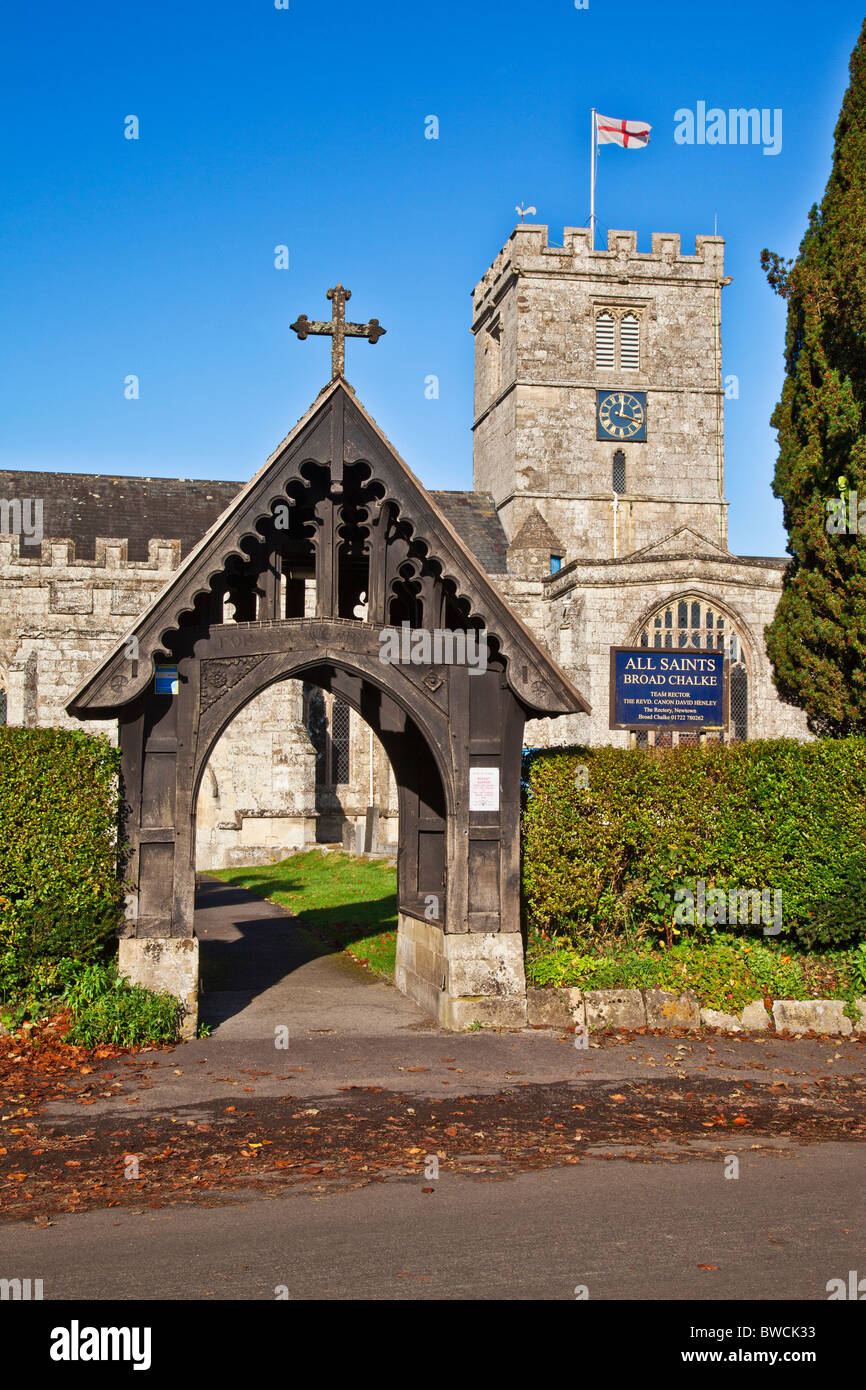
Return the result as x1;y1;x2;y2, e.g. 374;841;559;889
68;377;588;1033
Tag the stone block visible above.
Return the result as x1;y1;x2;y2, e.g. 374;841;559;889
700;1008;742;1032
363;805;379;854
740;999;771;1031
394;914;526;1030
583;988;645;1032
445;993;527;1031
118;936;198;1039
855;998;866;1034
772;999;853;1036
446;932;526;1003
527;987;574;1028
644;988;700;1030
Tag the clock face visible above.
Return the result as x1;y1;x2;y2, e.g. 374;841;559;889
597;390;647;441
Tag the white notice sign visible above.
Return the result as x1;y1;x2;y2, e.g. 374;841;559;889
469;767;499;811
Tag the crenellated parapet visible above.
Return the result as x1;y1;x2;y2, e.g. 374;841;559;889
473;225;727;328
0;535;182;570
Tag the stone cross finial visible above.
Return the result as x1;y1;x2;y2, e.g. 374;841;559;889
290;284;386;380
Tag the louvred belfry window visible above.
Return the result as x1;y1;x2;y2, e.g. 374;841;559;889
620;313;640;370
595;312;615;368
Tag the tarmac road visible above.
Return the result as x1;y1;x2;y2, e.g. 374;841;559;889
2;879;864;1303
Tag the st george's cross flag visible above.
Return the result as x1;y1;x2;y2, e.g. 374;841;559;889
595;113;651;148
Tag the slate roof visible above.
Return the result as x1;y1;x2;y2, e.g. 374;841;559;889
0;471;241;562
0;470;509;571
429;490;508;572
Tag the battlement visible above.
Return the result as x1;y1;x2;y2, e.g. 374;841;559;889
0;535;182;571
473;225;726;325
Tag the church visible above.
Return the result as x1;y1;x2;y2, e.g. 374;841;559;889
0;222;808;870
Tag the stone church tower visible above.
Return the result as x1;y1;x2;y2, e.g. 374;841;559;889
472;224;728;563
471;223;808;751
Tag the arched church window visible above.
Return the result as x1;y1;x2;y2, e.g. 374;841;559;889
331;700;351;785
307;688;328;785
0;684;6;726
637;596;749;741
620;313;640;370
595;312;615;369
305;687;351;786
612;449;626;494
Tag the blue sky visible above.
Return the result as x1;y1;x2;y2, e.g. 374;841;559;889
0;0;862;556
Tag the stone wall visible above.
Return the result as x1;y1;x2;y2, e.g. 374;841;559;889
195;681;399;869
495;551;810;748
0;533;181;738
0;531;399;869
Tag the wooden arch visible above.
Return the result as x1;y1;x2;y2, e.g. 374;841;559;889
68;381;588;1030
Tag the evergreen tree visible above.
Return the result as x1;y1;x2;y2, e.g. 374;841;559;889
761;20;866;735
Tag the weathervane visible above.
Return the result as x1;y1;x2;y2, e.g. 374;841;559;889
290;284;386;380
515;203;537;224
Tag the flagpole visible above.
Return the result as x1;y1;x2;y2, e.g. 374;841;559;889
590;107;597;250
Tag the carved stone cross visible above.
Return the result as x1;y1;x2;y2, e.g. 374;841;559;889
290;284;386;380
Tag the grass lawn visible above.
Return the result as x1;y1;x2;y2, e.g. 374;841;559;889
211;850;398;977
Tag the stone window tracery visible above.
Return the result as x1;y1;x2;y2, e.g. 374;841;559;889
305;686;351;786
636;595;749;743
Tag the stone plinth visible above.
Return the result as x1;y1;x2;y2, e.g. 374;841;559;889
118;936;199;1039
395;913;526;1030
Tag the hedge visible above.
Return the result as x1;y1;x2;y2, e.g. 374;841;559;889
521;739;866;950
0;728;125;975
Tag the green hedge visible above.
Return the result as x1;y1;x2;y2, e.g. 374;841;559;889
521;739;866;950
0;728;125;978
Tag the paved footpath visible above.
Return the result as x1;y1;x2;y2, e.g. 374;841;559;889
2;879;864;1301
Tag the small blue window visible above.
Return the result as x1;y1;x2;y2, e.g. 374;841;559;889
549;555;562;574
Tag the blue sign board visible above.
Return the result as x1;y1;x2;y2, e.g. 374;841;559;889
610;647;727;730
155;664;179;695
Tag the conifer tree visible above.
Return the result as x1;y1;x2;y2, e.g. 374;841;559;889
761;20;866;734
